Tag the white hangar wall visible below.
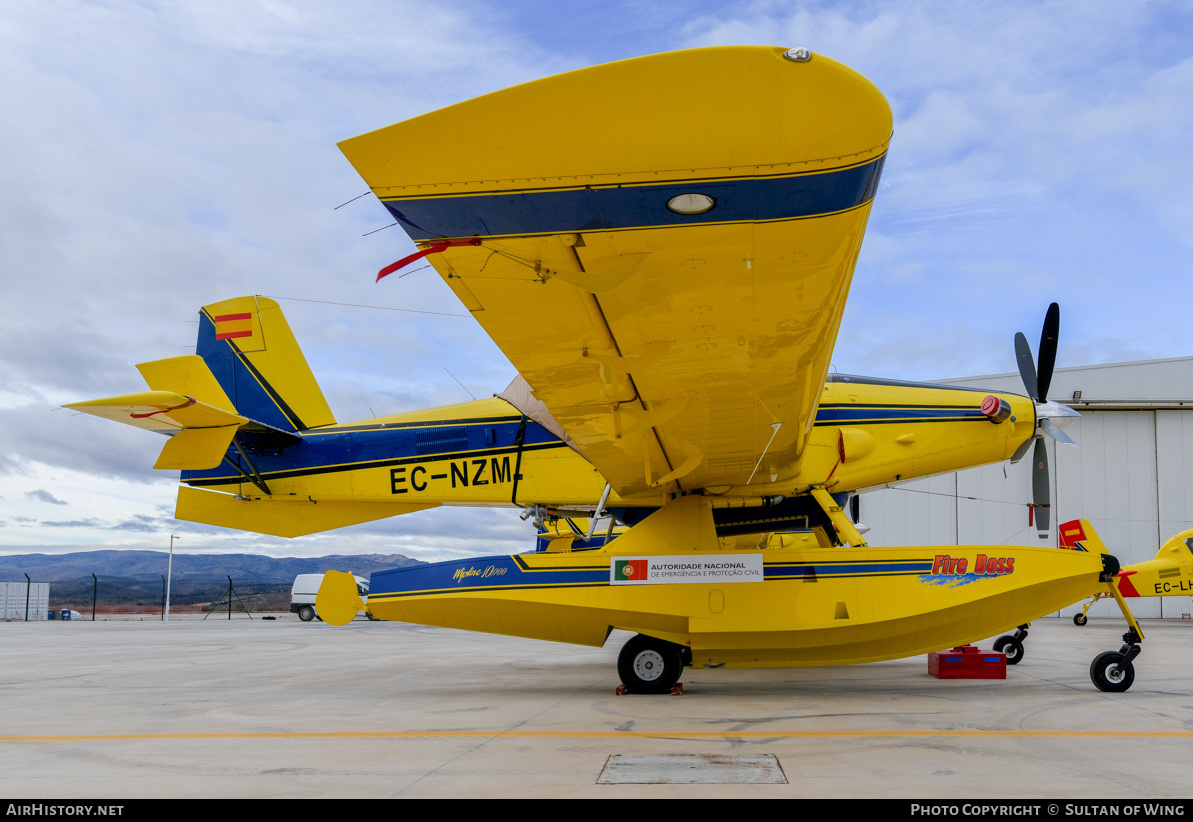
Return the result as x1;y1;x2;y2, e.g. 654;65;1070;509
858;356;1193;620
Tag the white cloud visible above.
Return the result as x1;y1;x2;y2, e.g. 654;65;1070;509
25;489;68;506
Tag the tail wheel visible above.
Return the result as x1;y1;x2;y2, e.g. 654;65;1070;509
297;605;315;622
1073;613;1088;626
1090;651;1134;692
993;635;1024;665
617;634;684;694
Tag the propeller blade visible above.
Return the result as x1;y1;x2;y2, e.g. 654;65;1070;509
1036;302;1060;401
1014;332;1039;401
1040;417;1076;447
1009;436;1034;464
1032;438;1050;538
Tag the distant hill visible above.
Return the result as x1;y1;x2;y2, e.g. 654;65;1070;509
0;550;426;584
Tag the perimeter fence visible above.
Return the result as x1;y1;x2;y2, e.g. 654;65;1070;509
0;573;292;621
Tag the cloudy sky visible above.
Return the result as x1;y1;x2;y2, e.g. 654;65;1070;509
2;0;1191;562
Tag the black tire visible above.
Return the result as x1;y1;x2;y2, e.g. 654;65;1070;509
617;634;684;694
680;646;693;667
1090;651;1134;692
297;605;315;622
993;635;1024;665
1073;613;1088;626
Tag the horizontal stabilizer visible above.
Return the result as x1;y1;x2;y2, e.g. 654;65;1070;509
136;355;237;414
175;486;439;538
154;425;239;470
65;391;249;433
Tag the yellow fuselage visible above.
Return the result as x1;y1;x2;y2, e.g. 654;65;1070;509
1115;529;1193;599
179;377;1034;513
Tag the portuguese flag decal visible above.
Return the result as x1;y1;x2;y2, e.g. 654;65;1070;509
614;559;648;581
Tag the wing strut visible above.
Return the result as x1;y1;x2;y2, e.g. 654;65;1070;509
746;422;784;485
809;487;867;547
585;483;612;540
224;434;272;496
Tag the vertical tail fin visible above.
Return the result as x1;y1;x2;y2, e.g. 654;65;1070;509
1059;519;1109;554
197;297;335;431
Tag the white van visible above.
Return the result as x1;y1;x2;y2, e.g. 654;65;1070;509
290;573;370;622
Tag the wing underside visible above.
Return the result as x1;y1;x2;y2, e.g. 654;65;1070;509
340;46;892;502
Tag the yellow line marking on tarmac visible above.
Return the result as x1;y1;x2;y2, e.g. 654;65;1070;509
4;730;1193;743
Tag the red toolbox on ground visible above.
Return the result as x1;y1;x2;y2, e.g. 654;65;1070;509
928;645;1007;679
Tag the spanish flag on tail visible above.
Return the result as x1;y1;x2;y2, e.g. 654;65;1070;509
213;312;253;340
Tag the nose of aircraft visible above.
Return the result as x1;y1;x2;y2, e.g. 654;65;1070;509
1036;399;1080;445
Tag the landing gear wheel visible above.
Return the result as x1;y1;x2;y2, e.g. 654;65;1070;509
617;634;684;694
1090;651;1135;692
1073;613;1088;626
993;635;1024;665
297;605;315;622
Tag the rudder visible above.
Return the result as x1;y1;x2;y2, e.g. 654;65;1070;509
197;296;335;431
1059;519;1110;554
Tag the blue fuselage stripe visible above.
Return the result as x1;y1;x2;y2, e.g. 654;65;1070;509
368;555;937;598
181;417;561;485
382;157;885;241
814;405;986;426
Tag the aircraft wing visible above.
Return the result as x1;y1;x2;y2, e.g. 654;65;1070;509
339;47;891;501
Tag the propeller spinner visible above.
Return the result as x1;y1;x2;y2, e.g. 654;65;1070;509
1008;302;1080;539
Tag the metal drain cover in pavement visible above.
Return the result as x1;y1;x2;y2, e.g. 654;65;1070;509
597;754;787;784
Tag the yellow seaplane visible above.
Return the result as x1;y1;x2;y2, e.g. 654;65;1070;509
67;46;1143;692
1064;519;1191;660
